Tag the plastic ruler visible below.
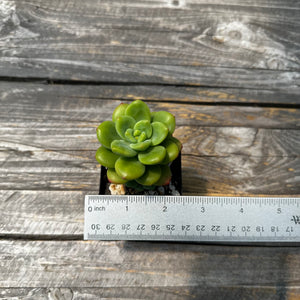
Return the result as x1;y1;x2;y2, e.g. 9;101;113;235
84;195;300;242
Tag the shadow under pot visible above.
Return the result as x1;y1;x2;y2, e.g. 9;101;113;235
99;153;182;196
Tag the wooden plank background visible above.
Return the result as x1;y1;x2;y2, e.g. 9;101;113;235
0;0;299;299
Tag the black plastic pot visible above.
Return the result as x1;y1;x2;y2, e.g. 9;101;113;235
99;153;182;195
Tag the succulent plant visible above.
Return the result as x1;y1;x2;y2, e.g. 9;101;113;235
96;100;181;189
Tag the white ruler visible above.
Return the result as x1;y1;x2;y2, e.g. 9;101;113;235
84;195;300;242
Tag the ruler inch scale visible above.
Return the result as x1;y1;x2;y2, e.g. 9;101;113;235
84;195;300;243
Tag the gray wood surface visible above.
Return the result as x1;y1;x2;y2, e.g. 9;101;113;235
0;0;299;299
1;0;299;71
1;81;300;105
1;82;299;129
1;82;299;196
0;240;300;299
1;0;300;87
1;286;298;300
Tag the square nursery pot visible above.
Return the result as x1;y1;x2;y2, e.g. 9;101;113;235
99;153;182;195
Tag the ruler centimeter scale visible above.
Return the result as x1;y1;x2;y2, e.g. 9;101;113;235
84;195;300;242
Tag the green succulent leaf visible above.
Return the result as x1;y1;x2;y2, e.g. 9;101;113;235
136;165;161;186
150;111;156;120
142;185;156;190
96;99;181;188
107;168;128;184
151;122;168;146
134;120;152;138
137;131;147;143
125;180;145;192
155;164;172;186
152;111;176;134
96;121;120;149
95;146;119;168
161;138;180;164
125;128;137;143
138;146;166;165
111;140;137;157
125;99;151;122
116;115;136;141
130;139;151;151
169;135;182;152
115;157;145;180
112;103;129;122
134;130;141;136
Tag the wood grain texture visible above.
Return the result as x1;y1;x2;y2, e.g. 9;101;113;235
182;155;299;195
1;59;299;89
1;82;299;195
0;0;300;85
1;286;299;300
1;125;299;155
1;83;299;129
4;104;300;130
0;145;299;195
1;81;300;105
0;240;299;294
1;132;299;194
1;154;299;194
0;191;85;236
177;127;300;157
0;0;299;70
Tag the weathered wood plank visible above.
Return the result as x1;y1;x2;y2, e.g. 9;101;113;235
177;127;300;157
182;155;299;195
1;126;299;155
1;126;299;194
1;91;299;128
0;151;299;194
0;191;85;236
0;286;299;300
1;59;299;89
1;82;299;194
0;169;98;191
0;240;299;293
0;0;299;80
2;154;298;194
1;81;300;105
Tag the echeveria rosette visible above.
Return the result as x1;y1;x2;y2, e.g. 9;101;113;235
96;100;181;188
